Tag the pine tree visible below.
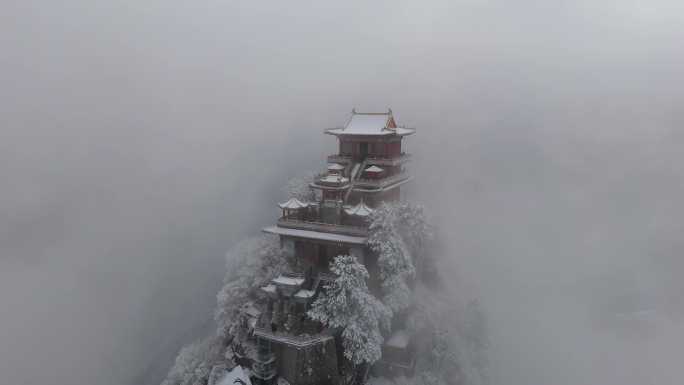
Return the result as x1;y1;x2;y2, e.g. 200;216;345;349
368;202;432;313
368;203;416;313
161;336;224;385
394;202;431;256
307;255;391;365
215;235;289;337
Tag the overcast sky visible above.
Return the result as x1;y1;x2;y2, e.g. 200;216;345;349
1;1;683;385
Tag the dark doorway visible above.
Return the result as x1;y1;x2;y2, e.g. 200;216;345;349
359;142;368;159
317;244;327;272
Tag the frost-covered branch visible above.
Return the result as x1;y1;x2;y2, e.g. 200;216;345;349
282;171;317;202
215;235;289;337
161;336;224;385
307;255;391;365
368;202;431;313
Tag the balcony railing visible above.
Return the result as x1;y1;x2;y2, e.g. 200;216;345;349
365;152;412;166
310;172;351;190
327;154;353;164
278;217;368;237
354;171;411;190
327;152;411;166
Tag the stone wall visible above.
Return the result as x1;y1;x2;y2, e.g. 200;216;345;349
275;338;339;385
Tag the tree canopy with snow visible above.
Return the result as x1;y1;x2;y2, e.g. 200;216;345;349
215;235;289;338
161;336;224;385
307;255;391;365
164;235;291;385
282;171;317;202
368;202;431;313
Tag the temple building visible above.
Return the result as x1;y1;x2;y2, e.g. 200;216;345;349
249;109;415;385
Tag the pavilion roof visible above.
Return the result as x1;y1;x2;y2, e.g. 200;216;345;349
278;197;309;209
215;366;252;385
294;289;315;299
325;110;415;137
272;275;305;287
344;200;375;217
365;165;384;173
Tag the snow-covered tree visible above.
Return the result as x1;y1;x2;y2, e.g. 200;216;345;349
369;203;415;313
161;336;224;385
307;255;391;365
282;171;317;202
368;202;432;313
215;235;289;337
164;235;289;385
394;202;431;255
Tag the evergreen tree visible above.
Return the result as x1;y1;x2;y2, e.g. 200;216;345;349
307;255;391;365
368;203;416;313
215;235;289;337
161;336;224;385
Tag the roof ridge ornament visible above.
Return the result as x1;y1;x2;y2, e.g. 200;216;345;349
278;197;309;209
385;108;394;131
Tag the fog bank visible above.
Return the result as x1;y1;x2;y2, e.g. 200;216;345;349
1;1;683;384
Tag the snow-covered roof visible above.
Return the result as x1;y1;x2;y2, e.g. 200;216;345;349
263;226;367;245
320;174;349;184
272;275;305;287
365;165;384;173
344;200;375;217
343;113;390;135
216;366;252;385
327;163;345;171
294;289;315;299
278;197;309;210
385;329;410;349
325;110;415;137
240;302;261;318
261;284;276;294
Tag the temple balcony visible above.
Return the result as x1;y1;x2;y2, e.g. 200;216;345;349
263;224;367;245
269;198;370;245
365;152;412;166
261;271;336;304
327;152;411;166
310;172;350;190
353;170;412;192
327;154;352;164
277;217;368;237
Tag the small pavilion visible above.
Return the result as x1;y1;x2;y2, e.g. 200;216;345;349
278;198;310;220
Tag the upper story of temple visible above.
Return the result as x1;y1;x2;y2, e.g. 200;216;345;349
325;109;414;161
263;109;415;273
315;109;414;206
